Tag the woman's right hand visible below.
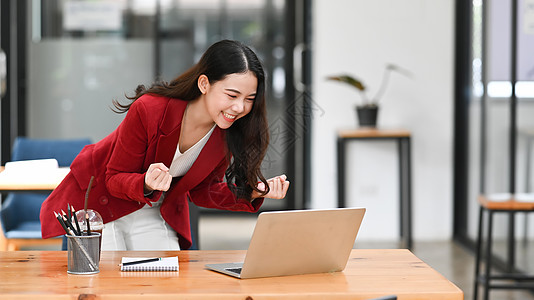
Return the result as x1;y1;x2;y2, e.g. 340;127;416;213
251;174;290;200
144;163;172;194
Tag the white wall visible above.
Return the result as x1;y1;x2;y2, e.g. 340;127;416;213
312;0;455;240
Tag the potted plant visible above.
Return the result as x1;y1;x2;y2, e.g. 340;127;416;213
327;63;412;127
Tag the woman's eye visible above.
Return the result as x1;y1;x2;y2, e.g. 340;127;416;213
246;98;255;102
227;94;237;99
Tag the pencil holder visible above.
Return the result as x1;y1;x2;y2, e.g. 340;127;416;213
67;232;101;275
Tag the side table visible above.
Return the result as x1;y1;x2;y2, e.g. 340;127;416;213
337;128;412;249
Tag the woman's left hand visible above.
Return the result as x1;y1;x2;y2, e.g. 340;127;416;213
251;174;290;200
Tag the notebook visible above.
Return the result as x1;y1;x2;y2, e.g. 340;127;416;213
120;256;179;272
205;207;365;279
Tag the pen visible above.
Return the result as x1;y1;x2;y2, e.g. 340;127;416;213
120;257;162;267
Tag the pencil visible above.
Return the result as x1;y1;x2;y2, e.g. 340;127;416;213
85;212;91;235
119;257;161;267
61;210;78;235
70;204;82;236
54;211;69;234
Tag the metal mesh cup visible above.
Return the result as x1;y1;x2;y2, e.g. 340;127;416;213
67;232;101;275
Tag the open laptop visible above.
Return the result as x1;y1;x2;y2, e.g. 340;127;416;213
205;207;365;279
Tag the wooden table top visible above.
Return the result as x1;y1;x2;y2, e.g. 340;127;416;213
479;194;534;210
338;128;411;139
0;249;463;299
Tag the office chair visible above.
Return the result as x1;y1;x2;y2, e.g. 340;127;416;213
0;137;91;250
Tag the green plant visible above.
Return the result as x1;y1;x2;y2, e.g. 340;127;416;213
327;63;412;107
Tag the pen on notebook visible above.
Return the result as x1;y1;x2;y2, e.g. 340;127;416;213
119;257;162;267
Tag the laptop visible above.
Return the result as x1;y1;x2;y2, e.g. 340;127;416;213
205;207;365;279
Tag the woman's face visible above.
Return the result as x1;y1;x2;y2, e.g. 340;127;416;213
200;71;258;129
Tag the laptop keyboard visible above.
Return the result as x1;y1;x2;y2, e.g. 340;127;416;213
225;267;242;274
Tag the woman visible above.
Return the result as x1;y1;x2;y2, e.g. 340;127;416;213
40;40;290;250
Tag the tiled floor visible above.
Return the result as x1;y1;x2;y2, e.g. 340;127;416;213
199;214;534;300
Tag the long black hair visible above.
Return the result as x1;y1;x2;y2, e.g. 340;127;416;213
113;40;269;200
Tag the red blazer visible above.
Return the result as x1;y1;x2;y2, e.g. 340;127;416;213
40;94;264;249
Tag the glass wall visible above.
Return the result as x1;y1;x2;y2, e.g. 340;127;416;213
28;0;156;141
467;0;534;252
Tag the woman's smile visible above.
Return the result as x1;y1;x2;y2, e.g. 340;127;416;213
222;112;237;122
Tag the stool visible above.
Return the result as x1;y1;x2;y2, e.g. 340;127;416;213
473;194;534;300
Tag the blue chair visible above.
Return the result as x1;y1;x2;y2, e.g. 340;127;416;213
0;137;91;250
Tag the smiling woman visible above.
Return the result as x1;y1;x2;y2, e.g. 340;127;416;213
40;40;290;252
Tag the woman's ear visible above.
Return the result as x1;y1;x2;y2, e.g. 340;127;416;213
198;75;209;94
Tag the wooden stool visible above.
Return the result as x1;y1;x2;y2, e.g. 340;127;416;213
473;194;534;299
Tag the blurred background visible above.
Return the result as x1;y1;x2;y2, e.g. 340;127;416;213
1;1;534;298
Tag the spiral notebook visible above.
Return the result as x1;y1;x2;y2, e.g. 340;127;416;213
120;256;179;272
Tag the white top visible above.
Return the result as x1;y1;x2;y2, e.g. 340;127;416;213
144;124;216;208
168;125;216;177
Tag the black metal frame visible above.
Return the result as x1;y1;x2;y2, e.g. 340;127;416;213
454;0;524;250
506;0;520;272
0;0;27;165
0;0;10;165
302;0;313;209
452;0;473;246
456;0;534;298
284;0;313;210
477;0;521;263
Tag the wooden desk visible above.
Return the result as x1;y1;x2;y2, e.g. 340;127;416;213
0;249;462;299
337;128;412;249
